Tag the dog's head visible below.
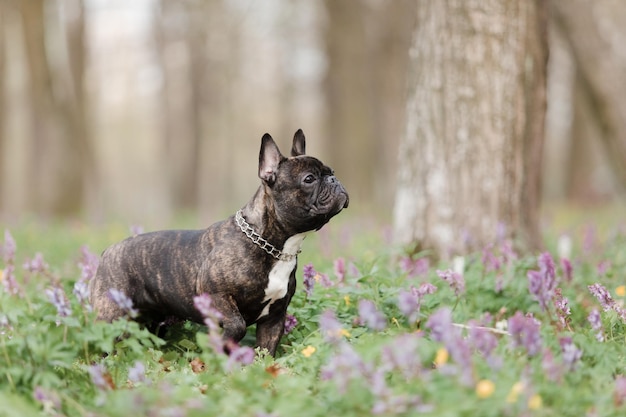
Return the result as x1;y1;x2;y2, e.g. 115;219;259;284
258;129;349;234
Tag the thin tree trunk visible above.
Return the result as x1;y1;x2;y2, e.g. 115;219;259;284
394;0;548;257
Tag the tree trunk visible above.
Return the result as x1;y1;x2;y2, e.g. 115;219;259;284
394;0;548;258
552;0;626;195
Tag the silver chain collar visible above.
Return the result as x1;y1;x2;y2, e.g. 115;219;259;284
235;210;300;262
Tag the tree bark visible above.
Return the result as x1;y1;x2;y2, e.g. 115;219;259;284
552;0;626;195
394;0;548;257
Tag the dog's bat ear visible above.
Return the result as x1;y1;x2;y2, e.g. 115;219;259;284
291;129;306;157
259;133;283;184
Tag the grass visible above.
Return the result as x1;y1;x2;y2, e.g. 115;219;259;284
1;208;626;416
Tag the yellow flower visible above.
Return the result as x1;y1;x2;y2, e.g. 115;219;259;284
340;328;351;338
301;346;316;357
475;379;495;399
0;269;4;282
528;394;542;410
434;348;449;366
344;295;351;306
506;381;525;403
616;285;626;297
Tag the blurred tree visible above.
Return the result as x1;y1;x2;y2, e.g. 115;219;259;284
552;0;626;197
323;0;415;208
394;0;548;257
18;0;95;217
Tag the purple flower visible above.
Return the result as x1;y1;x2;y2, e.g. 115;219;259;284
559;336;582;371
302;264;316;297
128;361;147;384
1;264;20;295
107;288;138;318
527;252;558;311
588;283;626;323
436;269;465;296
78;246;99;282
468;320;499;362
380;333;422;378
561;258;573;283
45;287;72;318
508;312;542;356
399;256;429;278
358;299;387;331
542;348;563;382
321;343;369;394
482;244;502;272
319;310;345;344
587;308;604;342
88;364;110;390
597;260;611;276
398;283;437;323
426;308;474;385
227;344;255;370
193;294;224;352
73;281;91;311
1;230;16;263
553;289;571;330
22;253;48;273
334;258;346;284
33;387;61;412
284;314;298;334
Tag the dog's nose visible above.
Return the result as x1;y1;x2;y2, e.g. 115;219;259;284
326;176;337;184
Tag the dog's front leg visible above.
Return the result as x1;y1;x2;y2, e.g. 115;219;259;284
255;314;286;356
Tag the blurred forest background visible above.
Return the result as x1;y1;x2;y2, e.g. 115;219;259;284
0;0;624;229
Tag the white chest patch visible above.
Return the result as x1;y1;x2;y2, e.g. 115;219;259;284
257;232;309;320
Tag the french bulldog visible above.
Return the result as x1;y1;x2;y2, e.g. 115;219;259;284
89;129;349;356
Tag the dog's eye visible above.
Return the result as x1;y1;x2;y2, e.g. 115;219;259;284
303;174;316;184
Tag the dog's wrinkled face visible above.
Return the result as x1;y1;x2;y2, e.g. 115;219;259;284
259;130;349;234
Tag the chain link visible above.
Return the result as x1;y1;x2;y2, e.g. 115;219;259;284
235;210;299;262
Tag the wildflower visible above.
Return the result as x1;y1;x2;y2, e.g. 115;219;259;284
1;230;16;262
468;319;500;368
73;281;91;311
33;387;61;413
436;269;465;296
320;343;367;393
334;258;346;284
426;308;473;385
528;394;542;410
45;287;72;318
475;379;495;399
553;289;571;330
561;258;573;283
78;246;99;282
317;271;333;288
397;283;437;323
319;309;348;343
588;283;615;312
508;311;542;356
128;361;147;384
559;336;582;371
506;381;525;403
284;314;298;334
615;376;626;406
344;295;351;306
23;253;48;273
1;265;20;295
107;288;138;318
301;345;316;357
358;299;387;331
588;308;604;342
616;285;626;297
433;348;449;366
193;294;224;352
527;252;557;312
302;264;316;297
597;260;611;276
227;344;255;369
542;348;563;382
380;333;422;378
399;256;429;278
89;364;115;390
